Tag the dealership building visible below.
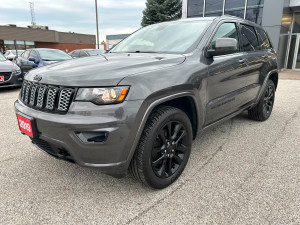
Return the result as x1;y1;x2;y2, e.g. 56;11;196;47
0;25;96;53
182;0;300;70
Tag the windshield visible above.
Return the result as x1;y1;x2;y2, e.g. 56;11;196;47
86;49;104;56
39;50;72;61
0;53;6;61
112;20;211;54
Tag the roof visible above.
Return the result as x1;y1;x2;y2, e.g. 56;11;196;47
106;34;131;40
0;25;96;45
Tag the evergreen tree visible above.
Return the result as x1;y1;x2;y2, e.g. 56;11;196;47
141;0;182;27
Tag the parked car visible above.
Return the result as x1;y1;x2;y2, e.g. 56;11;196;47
69;49;105;58
4;50;25;61
16;48;72;73
15;16;278;189
0;52;23;88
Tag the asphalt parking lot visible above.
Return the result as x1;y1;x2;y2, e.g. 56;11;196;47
0;79;299;224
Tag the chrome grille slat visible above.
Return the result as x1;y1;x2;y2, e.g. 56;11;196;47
58;89;73;111
19;82;74;113
45;87;59;110
29;84;38;106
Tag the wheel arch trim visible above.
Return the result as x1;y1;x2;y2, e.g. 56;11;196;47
125;91;201;167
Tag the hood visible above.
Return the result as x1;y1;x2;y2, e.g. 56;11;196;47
25;53;186;86
0;60;14;72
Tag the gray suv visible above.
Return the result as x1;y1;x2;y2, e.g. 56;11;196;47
15;16;278;189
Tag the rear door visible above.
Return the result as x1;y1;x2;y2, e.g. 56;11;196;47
205;22;249;125
239;24;266;101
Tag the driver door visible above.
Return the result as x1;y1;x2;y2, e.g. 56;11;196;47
205;22;248;125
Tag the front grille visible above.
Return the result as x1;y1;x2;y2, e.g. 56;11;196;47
20;81;75;113
0;72;12;81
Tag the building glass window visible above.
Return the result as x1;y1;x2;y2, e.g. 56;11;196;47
280;13;292;34
292;12;300;33
3;40;15;50
25;41;35;49
225;10;244;19
225;0;245;10
188;0;204;17
246;7;263;25
15;40;26;50
247;0;264;6
205;0;223;16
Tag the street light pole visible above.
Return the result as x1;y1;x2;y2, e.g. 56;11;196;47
95;0;100;49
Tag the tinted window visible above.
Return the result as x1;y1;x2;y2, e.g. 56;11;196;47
79;51;88;57
71;51;80;57
205;0;223;15
210;23;239;51
29;51;39;61
256;28;270;49
188;0;204;17
86;49;104;56
240;24;259;51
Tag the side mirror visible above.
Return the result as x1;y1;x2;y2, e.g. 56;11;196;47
28;57;36;62
206;38;238;58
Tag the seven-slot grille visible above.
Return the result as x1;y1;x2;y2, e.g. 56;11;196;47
20;81;74;113
0;72;12;82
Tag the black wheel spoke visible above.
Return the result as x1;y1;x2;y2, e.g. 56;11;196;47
173;155;183;165
175;144;187;153
153;155;165;166
172;124;182;140
157;159;167;177
167;122;172;140
159;130;167;145
175;130;186;145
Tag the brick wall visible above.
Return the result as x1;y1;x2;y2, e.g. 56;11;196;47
35;42;95;52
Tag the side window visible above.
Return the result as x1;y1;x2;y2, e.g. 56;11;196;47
71;51;79;57
4;51;10;56
256;28;271;50
210;22;239;51
29;51;39;61
240;24;259;51
22;50;30;59
79;51;88;57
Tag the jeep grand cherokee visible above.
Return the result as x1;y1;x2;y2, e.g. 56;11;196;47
15;16;278;189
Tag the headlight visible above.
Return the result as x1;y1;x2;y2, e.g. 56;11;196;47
75;86;129;105
12;65;22;76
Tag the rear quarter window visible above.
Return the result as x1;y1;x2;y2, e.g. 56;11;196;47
256;28;271;50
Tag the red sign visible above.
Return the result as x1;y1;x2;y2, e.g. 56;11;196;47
17;115;33;137
0;76;4;82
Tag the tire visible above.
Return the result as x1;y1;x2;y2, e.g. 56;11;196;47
248;79;275;121
129;106;193;189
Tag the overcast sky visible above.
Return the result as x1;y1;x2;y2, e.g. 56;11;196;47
0;0;146;42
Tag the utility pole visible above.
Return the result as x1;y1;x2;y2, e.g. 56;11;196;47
95;0;100;49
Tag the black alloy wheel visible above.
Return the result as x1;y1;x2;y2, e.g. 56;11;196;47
151;121;188;178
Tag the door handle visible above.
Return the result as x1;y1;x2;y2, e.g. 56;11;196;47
239;59;246;64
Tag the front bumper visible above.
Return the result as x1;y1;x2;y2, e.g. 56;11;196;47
0;73;23;89
14;99;144;176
